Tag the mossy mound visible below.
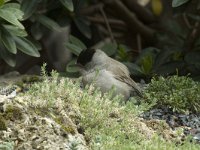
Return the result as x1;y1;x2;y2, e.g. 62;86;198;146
145;75;200;113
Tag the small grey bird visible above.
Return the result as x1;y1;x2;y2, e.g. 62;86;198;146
76;48;142;100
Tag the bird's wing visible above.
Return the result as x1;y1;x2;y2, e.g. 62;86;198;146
114;74;143;97
107;59;143;97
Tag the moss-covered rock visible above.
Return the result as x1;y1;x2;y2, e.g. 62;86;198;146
0;114;7;130
4;105;23;121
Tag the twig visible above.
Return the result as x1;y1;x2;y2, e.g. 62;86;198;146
79;3;104;15
122;0;155;23
102;0;156;39
136;34;142;52
99;5;115;43
87;16;126;27
184;21;199;52
183;13;192;29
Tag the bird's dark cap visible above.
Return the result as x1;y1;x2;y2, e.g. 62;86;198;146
77;48;96;66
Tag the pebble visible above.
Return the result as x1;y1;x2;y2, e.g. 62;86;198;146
140;107;200;143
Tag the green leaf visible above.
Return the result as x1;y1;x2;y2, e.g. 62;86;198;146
69;35;86;49
172;0;190;7
29;38;42;51
136;47;159;65
21;0;40;19
117;44;132;61
162;20;187;40
141;55;154;75
36;15;61;31
3;24;27;37
123;62;144;76
0;0;4;6
101;43;117;56
14;37;40;57
154;50;176;69
154;61;185;75
185;52;200;65
0;27;17;54
0;4;24;29
74;17;91;39
0;42;16;67
2;3;24;19
60;0;74;12
187;14;200;21
65;42;82;56
66;59;79;73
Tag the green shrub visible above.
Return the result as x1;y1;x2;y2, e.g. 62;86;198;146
145;75;200;113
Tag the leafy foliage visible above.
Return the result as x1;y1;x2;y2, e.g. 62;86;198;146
0;0;199;81
0;0;80;67
172;0;190;7
145;75;200;113
0;1;40;66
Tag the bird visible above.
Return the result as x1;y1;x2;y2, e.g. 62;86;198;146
76;48;143;100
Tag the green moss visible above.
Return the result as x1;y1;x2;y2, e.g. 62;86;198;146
0;114;7;130
54;117;76;134
4;105;23;121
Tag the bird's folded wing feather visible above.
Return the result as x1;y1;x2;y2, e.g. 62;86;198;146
107;59;143;97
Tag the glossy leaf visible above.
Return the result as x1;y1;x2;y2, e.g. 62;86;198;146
123;62;144;76
74;17;91;39
172;0;190;7
154;50;176;69
185;52;200;65
60;0;74;11
154;61;185;75
21;0;40;19
29;38;42;51
141;55;154;75
163;20;187;40
66;59;79;73
37;15;61;31
3;24;27;37
2;3;23;19
0;43;16;67
187;14;200;21
65;42;82;56
69;35;86;49
1;28;17;54
0;3;24;29
136;47;159;65
101;43;117;56
14;37;40;57
117;44;132;61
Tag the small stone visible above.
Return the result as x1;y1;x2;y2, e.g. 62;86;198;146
193;133;200;141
